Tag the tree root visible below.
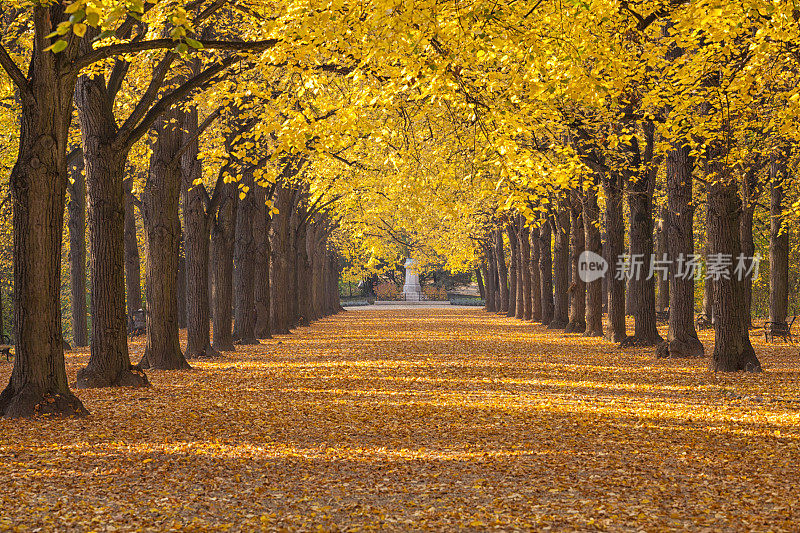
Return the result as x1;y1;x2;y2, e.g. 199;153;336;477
0;383;89;419
76;365;150;389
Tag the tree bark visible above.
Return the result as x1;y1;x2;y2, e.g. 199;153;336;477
507;223;518;318
211;180;238;352
124;177;143;327
739;166;758;329
707;168;761;372
484;247;498;313
603;171;627;342
296;217;312;326
518;222;531;320
621;125;663;347
139;111;191;371
233;169;259;345
655;204;670;313
769;152;790;327
270;182;295;334
310;222;327;319
254;185;272;338
181;107;218;359
550;200;570;329
68;156;88;347
74;65;147;388
0;8;89;416
539;220;554;326
566;192;586;334
657;141;703;358
495;228;509;313
476;268;485;300
582;182;603;337
529;224;541;322
177;250;187;330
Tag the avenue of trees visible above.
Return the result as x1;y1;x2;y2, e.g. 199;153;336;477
0;0;799;418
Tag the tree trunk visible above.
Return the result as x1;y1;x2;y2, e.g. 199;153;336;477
701;190;715;324
603;171;627;342
254;185;272;338
124;177;143;327
476;268;485;300
177;250;187;330
707;169;761;372
622;132;663;347
68;156;88;347
507;223;518;318
655;205;670;312
310;223;327;319
739;166;758;330
484;247;497;313
74;70;147;388
181;108;218;359
139;111;191;370
211;179;238;352
550;201;570;329
539;220;554;325
270;182;295;334
583;182;603;337
658;141;704;358
288;195;302;326
529;224;541;322
566;192;586;333
769;152;790;326
518;222;531;320
296;219;312;326
233;170;259;345
495;228;509;313
0;39;89;415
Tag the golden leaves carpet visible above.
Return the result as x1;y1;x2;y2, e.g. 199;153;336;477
2;309;800;531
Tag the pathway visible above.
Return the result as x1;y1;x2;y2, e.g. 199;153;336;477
1;308;799;531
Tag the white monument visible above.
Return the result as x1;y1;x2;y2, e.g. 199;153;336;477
402;258;422;301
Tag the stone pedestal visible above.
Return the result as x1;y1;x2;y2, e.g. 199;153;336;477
402;258;422;301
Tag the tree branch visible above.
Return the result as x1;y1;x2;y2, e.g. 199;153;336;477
0;43;29;94
74;38;279;73
120;53;255;152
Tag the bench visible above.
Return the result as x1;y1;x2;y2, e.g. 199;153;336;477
764;316;797;344
128;309;146;337
0;333;11;361
695;313;713;331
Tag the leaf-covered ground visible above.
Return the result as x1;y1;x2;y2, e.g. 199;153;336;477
2;309;800;531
